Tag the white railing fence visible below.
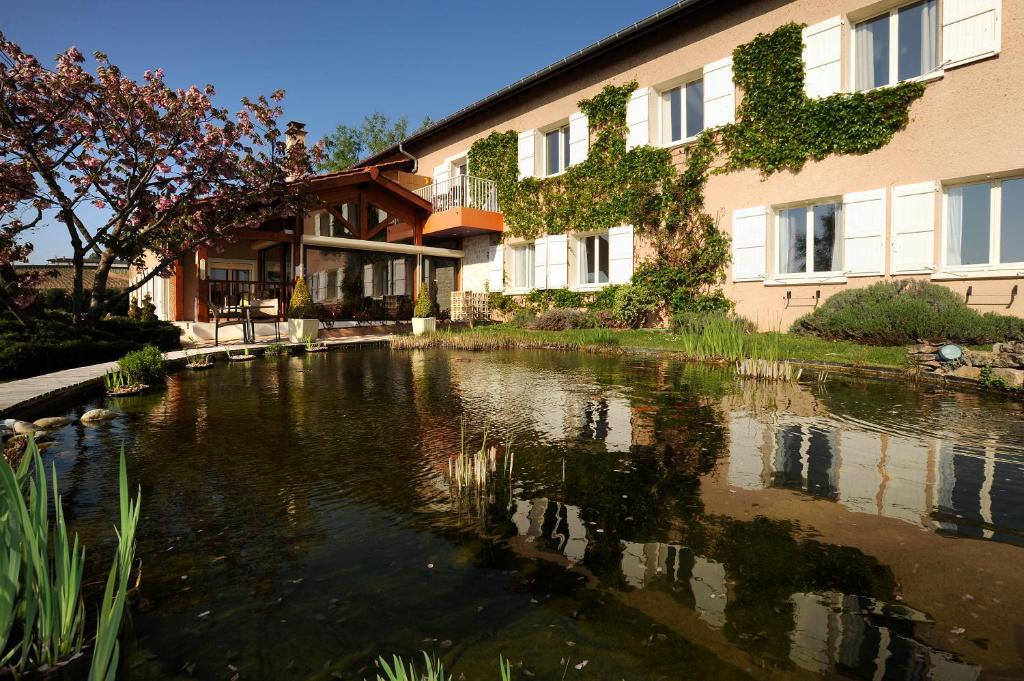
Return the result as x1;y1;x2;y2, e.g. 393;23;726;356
413;175;500;213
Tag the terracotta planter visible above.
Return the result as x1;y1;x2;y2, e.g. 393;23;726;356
411;317;436;335
288;318;319;343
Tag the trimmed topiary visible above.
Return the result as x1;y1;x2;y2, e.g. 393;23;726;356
413;284;434;319
791;281;1024;346
288;276;316;319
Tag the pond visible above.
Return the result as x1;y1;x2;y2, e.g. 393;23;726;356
21;348;1024;680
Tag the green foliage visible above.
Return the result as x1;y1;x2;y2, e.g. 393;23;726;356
0;313;180;380
0;440;139;678
632;260;733;315
611;283;659;328
720;23;926;176
413;284;434;318
139;293;157;322
791;280;1024;345
487;292;520;315
117;345;165;385
673;311;756;335
288;276;317;319
317;112;434;172
523;288;588;311
373;653;513;681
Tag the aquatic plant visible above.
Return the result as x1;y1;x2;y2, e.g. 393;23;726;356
0;439;140;678
263;342;286;356
448;422;514;495
185;351;212;368
374;653;512;681
391;328;620;353
735;358;802;382
103;368;132;392
117;345;165;385
304;336;327;352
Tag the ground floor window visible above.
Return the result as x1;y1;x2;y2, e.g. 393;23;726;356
777;202;841;275
946;177;1024;267
510;243;535;289
578;232;609;285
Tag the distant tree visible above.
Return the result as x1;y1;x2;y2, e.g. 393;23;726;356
318;113;433;172
0;33;321;323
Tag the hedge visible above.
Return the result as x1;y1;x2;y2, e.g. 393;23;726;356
0;314;181;380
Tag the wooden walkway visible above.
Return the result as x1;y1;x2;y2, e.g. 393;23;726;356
0;335;394;416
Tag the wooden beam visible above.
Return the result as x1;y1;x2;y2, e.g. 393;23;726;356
324;205;359;237
196;245;210;323
234;229;293;242
173;259;185;321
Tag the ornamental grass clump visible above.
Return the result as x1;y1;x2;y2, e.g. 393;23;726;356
288;276;317;319
0;438;140;678
791;281;1024;345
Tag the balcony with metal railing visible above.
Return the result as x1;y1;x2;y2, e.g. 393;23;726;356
412;174;504;239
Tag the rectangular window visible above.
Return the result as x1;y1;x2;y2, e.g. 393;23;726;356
545;125;570;176
662;78;704;144
778;202;841;275
510;244;535;289
946;178;1024;267
579;233;610;285
855;0;937;91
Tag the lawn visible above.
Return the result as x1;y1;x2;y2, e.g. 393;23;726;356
393;324;910;369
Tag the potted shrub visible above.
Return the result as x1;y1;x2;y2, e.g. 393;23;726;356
411;284;436;335
288;276;319;343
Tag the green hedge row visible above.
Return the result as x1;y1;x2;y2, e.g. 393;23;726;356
0;314;181;380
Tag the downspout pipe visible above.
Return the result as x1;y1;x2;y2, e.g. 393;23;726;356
397;141;418;174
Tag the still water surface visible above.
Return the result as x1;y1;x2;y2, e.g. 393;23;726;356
26;348;1024;680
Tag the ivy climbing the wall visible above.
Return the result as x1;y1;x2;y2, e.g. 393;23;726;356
468;21;927;318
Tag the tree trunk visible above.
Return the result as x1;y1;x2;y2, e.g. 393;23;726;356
88;249;119;319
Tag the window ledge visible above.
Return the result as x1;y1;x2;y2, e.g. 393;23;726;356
932;268;1024;281
506;286;533;295
659;135;702;151
764;275;847;286
853;70;943;94
571;283;611;292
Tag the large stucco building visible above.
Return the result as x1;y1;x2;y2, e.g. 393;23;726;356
144;0;1017;333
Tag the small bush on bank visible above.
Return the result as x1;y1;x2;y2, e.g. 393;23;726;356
0;313;180;380
791;281;1024;345
612;283;659;328
529;308;596;331
118;345;165;384
508;308;536;328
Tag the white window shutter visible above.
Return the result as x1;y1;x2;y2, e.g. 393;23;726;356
892;181;937;273
608;225;634;284
392;261;406;296
488;244;504;292
626;87;652;150
731;207;767;281
942;0;1000;68
546;234;569;289
517;130;537;179
432;163;449;186
802;16;842;98
843;188;887;276
568;112;589;166
534;236;548;289
703;57;735;128
362;264;373;298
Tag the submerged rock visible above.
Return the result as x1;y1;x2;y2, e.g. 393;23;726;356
3;434;28;465
80;408;116;423
13;420;38;434
34;416;71;429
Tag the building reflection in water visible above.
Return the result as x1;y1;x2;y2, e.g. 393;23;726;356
619;540;727;628
728;413;1024;544
511;498;588;564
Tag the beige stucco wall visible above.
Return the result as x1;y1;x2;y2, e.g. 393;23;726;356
403;0;1023;329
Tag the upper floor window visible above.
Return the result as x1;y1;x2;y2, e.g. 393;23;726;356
510;243;535;290
778;202;842;275
661;78;704;144
946;177;1024;267
854;0;938;91
578;232;610;285
545;125;570;176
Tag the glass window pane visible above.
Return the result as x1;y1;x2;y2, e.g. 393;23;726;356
546;130;560;175
1000;179;1024;263
957;183;991;265
898;0;938;81
562;127;570;170
598;234;609;283
685;79;704;138
812;203;840;272
583;236;596;284
856;14;890;90
668;87;682;142
779;208;807;274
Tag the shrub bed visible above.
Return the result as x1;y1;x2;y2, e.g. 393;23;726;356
791;281;1024;346
0;313;181;380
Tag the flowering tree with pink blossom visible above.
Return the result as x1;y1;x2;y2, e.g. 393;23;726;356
0;34;320;323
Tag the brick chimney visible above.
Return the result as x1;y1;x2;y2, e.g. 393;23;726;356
285;121;307;151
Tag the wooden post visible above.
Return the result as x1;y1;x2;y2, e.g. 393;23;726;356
172;259;186;321
412;218;424;299
292;214;303;280
196;245;210;323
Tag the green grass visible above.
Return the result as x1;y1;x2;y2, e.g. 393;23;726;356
394;325;909;369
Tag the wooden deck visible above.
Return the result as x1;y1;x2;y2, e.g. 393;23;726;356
0;335;395;416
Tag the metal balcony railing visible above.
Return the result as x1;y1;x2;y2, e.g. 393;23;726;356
413;174;500;213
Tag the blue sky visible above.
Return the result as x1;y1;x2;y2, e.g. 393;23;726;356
3;0;673;262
